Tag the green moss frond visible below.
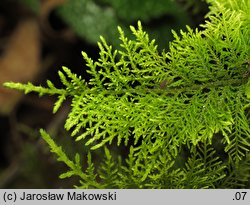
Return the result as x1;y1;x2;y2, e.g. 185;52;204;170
4;0;250;188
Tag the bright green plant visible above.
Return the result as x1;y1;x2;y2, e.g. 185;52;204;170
4;0;250;188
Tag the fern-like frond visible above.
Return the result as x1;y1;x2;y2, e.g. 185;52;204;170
182;142;226;188
4;0;250;188
97;147;120;188
40;129;101;188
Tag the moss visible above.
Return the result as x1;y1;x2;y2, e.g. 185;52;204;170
4;0;250;188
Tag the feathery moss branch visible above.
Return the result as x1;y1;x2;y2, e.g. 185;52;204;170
4;0;250;188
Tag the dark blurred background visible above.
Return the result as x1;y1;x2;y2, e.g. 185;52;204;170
0;0;208;188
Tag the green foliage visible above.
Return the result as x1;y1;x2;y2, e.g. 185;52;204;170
57;0;119;46
40;129;101;188
57;0;191;48
4;0;250;188
99;0;186;22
